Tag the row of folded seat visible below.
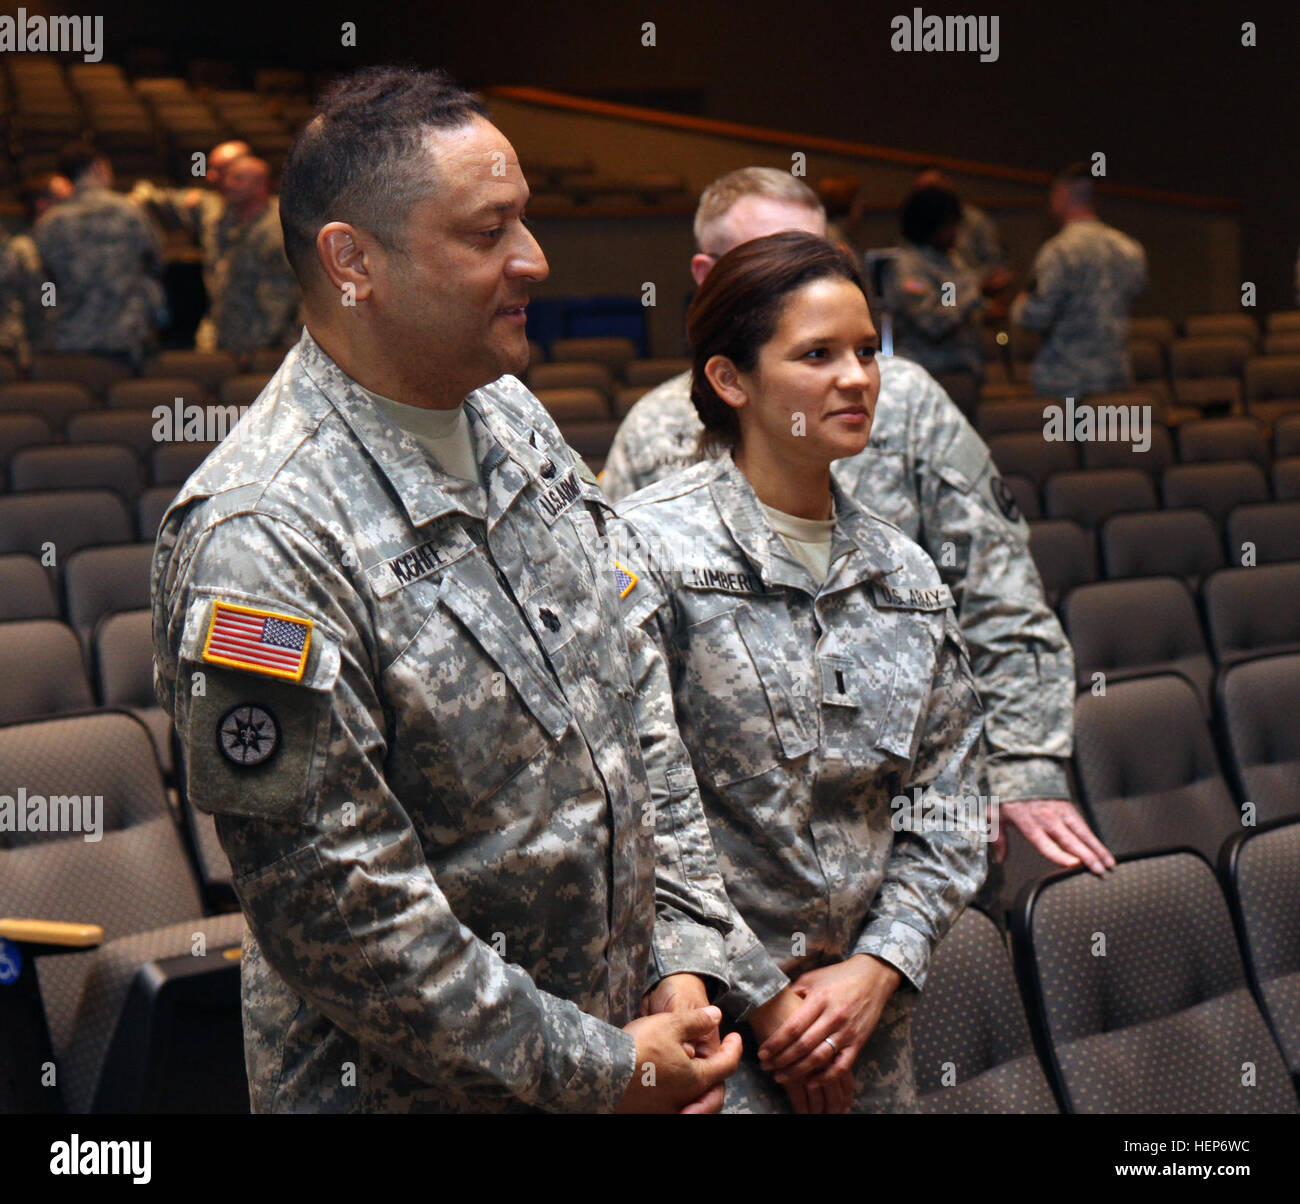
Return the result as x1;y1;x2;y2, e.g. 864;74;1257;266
914;829;1300;1113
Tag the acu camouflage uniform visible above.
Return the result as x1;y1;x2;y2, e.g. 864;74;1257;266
953;201;1005;284
32;182;164;363
0;233;49;367
152;330;738;1113
882;243;986;381
1011;216;1147;399
208;199;300;355
602;357;1076;807
615;452;987;1111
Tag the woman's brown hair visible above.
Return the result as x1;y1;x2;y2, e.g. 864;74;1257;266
686;230;870;450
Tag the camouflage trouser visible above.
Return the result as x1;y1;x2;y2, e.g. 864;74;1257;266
721;989;917;1114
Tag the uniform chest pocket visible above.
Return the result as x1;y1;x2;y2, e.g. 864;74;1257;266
382;575;572;812
860;608;941;768
680;601;816;787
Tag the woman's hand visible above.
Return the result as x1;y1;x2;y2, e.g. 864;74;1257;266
756;955;903;1114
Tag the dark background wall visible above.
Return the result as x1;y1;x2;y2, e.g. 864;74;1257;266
62;0;1295;309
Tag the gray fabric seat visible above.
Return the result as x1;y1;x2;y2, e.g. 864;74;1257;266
137;485;178;541
150;440;219;486
62;543;154;652
1073;675;1240;862
1225;502;1300;566
1012;851;1297;1113
1001;473;1040;521
1177;417;1271;467
0;619;94;722
9;443;144;502
1044;468;1157;529
1221;819;1300;1087
30;352;133;400
986;431;1079;488
914;906;1058;1113
1079;420;1174;475
106;376;206;410
1027;519;1095;608
1275;414;1300;459
0;554;59;621
65;408;160;458
1100;509;1225;585
0;710;245;1113
0;412;54;462
94;608;176;778
1062;578;1213;709
527;361;615;403
0;381;97;431
143;350;238;395
1275;458;1300;501
1162;461;1269;526
1216;654;1300;825
1203;564;1300;667
0;490;133;565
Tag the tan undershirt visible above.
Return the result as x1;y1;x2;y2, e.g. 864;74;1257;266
760;500;836;585
362;386;479;483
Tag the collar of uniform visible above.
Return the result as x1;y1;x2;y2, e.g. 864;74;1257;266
707;452;826;594
461;382;565;529
294;330;486;528
819;474;906;594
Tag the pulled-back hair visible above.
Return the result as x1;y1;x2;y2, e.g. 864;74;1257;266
686;231;869;450
900;185;962;246
279;65;487;282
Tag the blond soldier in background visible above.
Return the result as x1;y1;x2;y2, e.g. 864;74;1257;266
603;167;1114;886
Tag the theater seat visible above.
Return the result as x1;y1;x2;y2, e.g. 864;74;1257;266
1177;417;1271;467
1225;502;1300;566
62;543;154;652
1220;819;1300;1088
1062;579;1213;709
1011;851;1297;1113
986;431;1078;488
913;907;1059;1113
1162;461;1269;526
0;555;59;622
1215;654;1300;825
0;619;94;722
1203;564;1300;667
1027;519;1095;607
1043;468;1156;529
1100;509;1224;586
1073;674;1239;862
0;711;245;1113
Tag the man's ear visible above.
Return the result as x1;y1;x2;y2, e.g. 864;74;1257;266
703;354;749;411
316;222;376;302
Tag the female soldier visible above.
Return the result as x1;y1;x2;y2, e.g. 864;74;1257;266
614;231;987;1114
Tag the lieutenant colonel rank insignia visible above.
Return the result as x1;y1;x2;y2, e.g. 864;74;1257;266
615;561;638;598
202;601;313;682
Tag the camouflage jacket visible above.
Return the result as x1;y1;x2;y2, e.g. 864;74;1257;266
954;201;1005;283
882;243;986;379
601;358;1075;803
32;183;163;360
615;453;987;1003
1012;216;1147;398
209;199;300;354
152;330;736;1113
0;233;48;365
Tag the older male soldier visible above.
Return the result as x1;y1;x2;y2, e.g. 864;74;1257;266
152;66;744;1114
207;155;300;361
34;144;164;367
603;167;1114;883
1012;163;1147;399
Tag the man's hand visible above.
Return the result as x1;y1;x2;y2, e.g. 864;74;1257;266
995;798;1115;875
616;1006;742;1114
642;973;716;1057
757;956;902;1115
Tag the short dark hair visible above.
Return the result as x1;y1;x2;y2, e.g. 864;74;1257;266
686;231;870;450
279;65;488;282
58;142;101;184
900;186;962;246
1055;161;1096;206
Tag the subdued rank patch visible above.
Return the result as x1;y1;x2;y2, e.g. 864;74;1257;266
615;560;638;598
532;464;582;525
871;582;955;611
684;565;766;595
217;703;280;767
202;600;312;681
991;475;1021;522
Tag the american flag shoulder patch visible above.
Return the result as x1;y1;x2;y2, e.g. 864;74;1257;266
614;561;638;599
202;600;313;682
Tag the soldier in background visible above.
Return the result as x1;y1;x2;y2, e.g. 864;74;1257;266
1012;163;1148;398
33;144;164;367
0;172;72;368
207;155;300;362
914;165;1013;296
603;167;1114;887
883;185;986;384
153;65;743;1114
